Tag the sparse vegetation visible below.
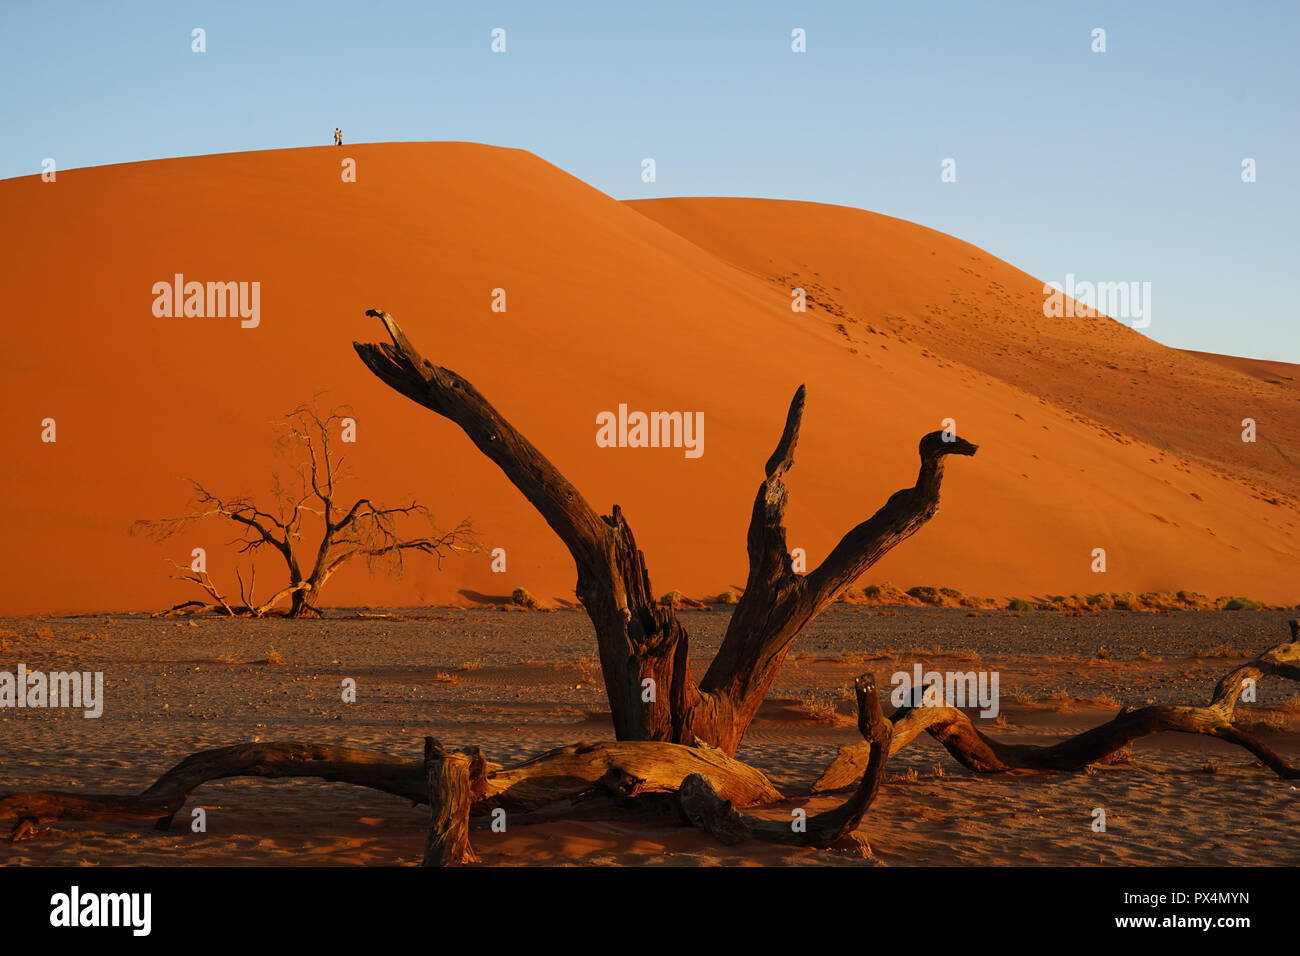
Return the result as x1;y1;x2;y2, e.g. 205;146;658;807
793;692;839;723
511;587;541;609
658;589;708;610
1222;596;1264;611
1195;644;1247;659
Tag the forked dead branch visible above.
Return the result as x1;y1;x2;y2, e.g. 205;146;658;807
352;308;977;754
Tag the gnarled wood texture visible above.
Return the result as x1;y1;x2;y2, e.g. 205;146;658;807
681;673;892;847
0;739;780;839
812;620;1300;790
354;309;976;753
422;737;478;866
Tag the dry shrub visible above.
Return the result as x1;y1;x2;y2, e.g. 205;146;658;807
793;692;839;723
511;587;541;609
1195;645;1247;659
857;582;922;607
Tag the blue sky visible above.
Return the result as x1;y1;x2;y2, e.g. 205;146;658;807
3;0;1296;360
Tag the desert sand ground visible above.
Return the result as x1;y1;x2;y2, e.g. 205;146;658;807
2;606;1296;866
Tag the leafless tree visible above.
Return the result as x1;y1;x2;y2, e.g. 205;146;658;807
132;400;474;617
354;310;977;752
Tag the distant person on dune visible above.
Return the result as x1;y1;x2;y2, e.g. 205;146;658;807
333;128;341;146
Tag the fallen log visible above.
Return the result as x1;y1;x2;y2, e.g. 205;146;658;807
812;620;1300;791
0;739;780;839
681;673;892;848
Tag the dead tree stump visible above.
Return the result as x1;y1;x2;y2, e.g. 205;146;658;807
422;737;478;866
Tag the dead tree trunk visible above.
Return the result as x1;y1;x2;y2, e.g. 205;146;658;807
680;673;892;848
353;310;976;754
812;620;1300;789
422;738;477;866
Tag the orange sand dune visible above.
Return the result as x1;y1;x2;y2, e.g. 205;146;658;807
1180;349;1300;388
1;143;1296;614
627;198;1300;503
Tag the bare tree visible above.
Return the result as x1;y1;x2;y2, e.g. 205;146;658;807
133;401;474;617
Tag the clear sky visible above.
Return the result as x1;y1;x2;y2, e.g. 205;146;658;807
3;0;1296;360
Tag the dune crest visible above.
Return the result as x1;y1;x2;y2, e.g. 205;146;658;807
0;143;1296;614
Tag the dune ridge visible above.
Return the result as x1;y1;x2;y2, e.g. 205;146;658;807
0;142;1296;614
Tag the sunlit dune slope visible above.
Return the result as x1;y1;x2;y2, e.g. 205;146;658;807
627;197;1300;505
0;143;1295;614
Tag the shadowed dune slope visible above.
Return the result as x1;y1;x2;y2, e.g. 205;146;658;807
0;143;1296;614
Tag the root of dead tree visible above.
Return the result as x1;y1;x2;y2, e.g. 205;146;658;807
812;620;1300;791
680;673;892;848
5;622;1297;858
0;738;781;840
150;599;321;619
0;673;891;857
